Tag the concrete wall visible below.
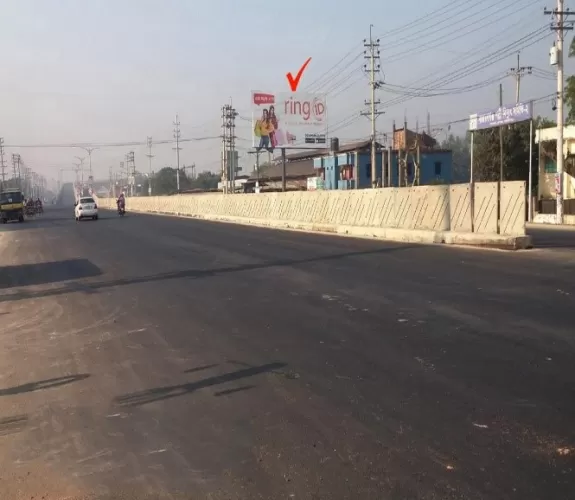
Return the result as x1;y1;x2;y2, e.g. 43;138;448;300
98;181;526;237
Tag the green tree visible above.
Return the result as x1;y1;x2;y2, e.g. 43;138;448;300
441;133;470;182
149;167;193;195
471;116;555;193
190;171;220;190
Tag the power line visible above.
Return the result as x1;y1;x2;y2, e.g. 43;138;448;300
306;0;475;94
3;136;219;149
383;0;506;53
380;25;550;109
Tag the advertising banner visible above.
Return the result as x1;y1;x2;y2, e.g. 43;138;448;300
251;91;327;151
469;102;533;131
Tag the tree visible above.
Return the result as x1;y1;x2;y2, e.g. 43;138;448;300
190;171;220;190
149;167;193;195
471;116;555;194
441;133;470;182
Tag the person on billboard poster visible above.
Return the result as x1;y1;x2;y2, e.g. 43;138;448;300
269;106;278;148
268;105;296;147
254;108;274;152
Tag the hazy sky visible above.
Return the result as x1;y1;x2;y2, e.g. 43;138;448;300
0;0;569;186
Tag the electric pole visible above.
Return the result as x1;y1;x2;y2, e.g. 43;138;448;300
125;151;135;196
221;106;228;193
222;103;238;193
0;138;6;189
361;25;384;188
11;154;21;189
545;0;574;224
146;136;154;196
173;115;182;193
76;147;98;183
508;52;532;103
74;156;85;188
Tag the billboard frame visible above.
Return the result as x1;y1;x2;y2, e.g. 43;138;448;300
251;91;328;151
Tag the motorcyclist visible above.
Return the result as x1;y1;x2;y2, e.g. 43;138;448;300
36;198;43;213
117;192;126;211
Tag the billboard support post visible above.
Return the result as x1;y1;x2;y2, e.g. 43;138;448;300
281;148;286;192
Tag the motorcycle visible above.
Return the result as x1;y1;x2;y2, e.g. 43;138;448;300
117;204;125;217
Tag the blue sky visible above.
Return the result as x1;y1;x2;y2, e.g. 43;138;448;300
0;0;568;185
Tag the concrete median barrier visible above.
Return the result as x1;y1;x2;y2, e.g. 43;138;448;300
95;182;532;250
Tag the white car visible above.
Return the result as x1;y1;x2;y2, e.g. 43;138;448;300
75;196;99;221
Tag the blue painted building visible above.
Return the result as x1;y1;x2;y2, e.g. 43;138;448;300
310;139;454;190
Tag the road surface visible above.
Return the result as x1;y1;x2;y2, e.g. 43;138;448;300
0;206;574;500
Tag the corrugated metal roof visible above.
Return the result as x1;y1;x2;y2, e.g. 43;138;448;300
249;158;315;181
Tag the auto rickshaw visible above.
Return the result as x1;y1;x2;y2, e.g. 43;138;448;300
0;188;25;223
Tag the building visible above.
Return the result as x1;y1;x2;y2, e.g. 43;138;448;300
244;135;453;192
312;138;453;190
535;125;575;216
246;155;315;192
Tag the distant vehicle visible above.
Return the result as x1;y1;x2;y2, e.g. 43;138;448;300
74;196;98;221
0;188;25;223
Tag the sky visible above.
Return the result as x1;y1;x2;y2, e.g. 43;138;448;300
0;0;570;187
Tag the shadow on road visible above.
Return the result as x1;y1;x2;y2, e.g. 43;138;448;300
115;362;286;407
183;363;219;374
0;374;91;396
0;259;102;289
0;245;414;303
527;226;575;249
0;414;29;436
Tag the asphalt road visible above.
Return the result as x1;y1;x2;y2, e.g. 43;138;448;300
0;206;574;500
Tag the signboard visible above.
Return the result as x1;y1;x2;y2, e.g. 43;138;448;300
469;102;533;131
251;91;327;150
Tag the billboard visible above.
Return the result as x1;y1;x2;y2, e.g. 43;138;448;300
251;91;327;150
469;102;533;131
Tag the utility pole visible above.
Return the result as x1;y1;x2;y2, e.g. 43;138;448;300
173;115;182;193
221;106;228;193
76;147;98;183
222;103;238;193
361;25;384;188
508;52;532;103
146;136;154;196
545;1;573;224
0;138;5;190
125;151;136;196
11;154;21;189
74;156;85;188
